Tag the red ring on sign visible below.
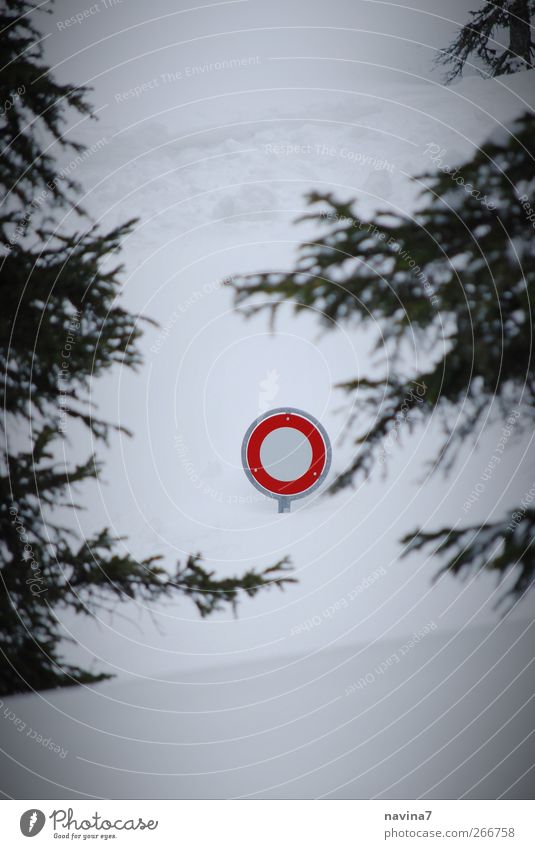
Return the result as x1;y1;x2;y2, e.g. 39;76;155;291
245;412;327;496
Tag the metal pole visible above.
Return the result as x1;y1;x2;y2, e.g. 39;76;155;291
278;497;291;513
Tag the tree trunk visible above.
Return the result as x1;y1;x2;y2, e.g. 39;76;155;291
508;0;532;65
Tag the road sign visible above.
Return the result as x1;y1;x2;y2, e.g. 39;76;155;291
241;407;332;512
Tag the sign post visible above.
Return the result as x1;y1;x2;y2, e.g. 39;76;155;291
241;407;332;513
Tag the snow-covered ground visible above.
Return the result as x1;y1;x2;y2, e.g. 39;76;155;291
3;619;534;799
3;1;534;798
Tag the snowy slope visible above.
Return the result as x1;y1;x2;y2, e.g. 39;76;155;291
3;619;533;799
4;0;535;798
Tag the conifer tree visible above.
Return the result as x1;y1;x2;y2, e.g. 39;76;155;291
438;0;534;82
231;111;535;605
0;0;293;696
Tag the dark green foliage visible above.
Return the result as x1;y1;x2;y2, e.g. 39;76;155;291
402;511;535;605
0;1;294;697
0;0;91;225
173;556;294;618
231;111;535;605
437;0;534;82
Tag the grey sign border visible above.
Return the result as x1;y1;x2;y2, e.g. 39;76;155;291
241;407;332;513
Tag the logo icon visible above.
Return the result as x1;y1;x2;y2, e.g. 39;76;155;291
20;809;46;837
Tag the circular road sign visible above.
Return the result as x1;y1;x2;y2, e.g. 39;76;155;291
241;407;332;512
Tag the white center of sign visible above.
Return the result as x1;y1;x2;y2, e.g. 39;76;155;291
259;427;313;481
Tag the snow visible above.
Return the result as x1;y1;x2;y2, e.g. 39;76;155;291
4;619;534;799
4;0;535;798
